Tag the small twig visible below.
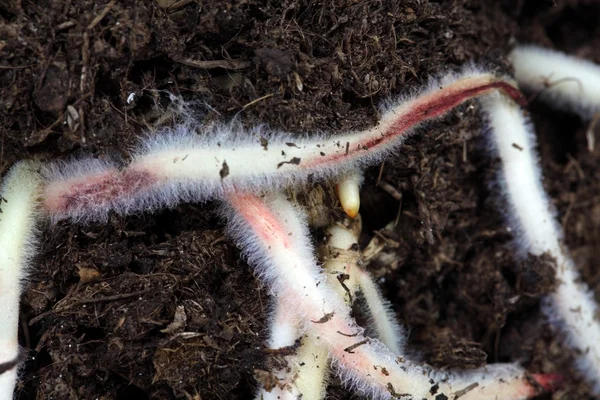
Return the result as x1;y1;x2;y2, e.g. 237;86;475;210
0;64;34;70
376;161;385;186
565;153;585;180
378;180;402;201
0;350;26;374
174;58;251;70
29;289;151;325
239;93;275;110
586;112;600;152
527;76;584;105
343;338;370;353
87;0;116;30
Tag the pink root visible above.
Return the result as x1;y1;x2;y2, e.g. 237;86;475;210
43;167;158;219
41;72;525;222
360;82;523;149
224;191;550;400
531;373;563;392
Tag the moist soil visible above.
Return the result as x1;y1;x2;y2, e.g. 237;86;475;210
1;1;599;399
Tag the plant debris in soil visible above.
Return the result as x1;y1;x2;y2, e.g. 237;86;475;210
1;0;600;399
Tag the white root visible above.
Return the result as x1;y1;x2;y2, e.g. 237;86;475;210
509;45;600;119
480;92;600;393
224;191;548;400
0;162;42;400
255;301;301;400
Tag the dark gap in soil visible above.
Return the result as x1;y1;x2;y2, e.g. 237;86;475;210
128;56;175;85
115;374;151;400
530;103;582;165
545;4;600;51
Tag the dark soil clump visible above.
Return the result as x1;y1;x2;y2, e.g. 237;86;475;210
1;1;599;399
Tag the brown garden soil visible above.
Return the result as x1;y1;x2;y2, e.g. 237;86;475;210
1;0;600;399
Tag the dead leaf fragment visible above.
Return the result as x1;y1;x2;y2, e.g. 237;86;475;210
161;305;187;334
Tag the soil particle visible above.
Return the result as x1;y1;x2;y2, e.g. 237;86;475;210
1;1;599;399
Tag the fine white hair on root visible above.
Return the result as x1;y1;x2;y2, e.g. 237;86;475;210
258;285;330;400
323;218;405;354
509;44;600;119
480;92;600;393
41;67;520;222
0;161;42;400
220;192;325;312
289;213;406;400
223;191;543;400
355;269;405;355
266;301;298;350
42;156;119;183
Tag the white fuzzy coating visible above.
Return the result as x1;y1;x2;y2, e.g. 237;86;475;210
480;92;600;393
324;220;405;354
42;68;515;222
267;301;298;350
0;161;42;400
43;156;119;183
286;220;365;400
258;294;330;400
355;269;405;355
224;192;539;400
509;45;600;119
263;218;367;400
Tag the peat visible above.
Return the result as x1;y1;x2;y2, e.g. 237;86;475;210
0;1;598;399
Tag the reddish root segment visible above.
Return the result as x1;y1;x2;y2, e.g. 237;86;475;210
42;71;524;222
223;191;553;400
257;215;405;400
